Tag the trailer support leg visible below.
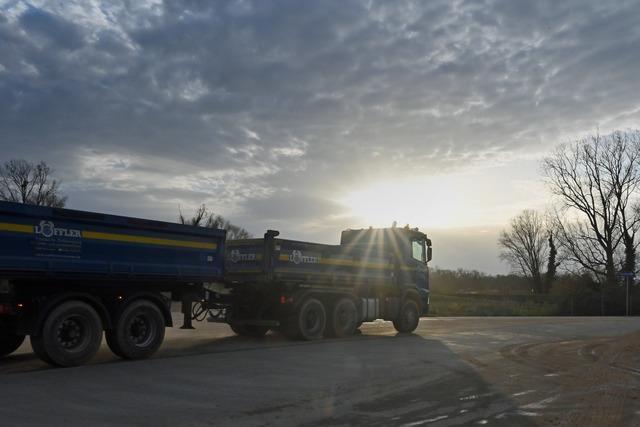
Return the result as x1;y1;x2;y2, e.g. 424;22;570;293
180;295;194;330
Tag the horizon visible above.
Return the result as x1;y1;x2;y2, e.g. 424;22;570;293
2;1;640;274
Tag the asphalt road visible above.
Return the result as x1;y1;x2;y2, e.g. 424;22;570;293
1;316;640;426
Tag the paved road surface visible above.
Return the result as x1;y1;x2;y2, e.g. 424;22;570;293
1;316;640;426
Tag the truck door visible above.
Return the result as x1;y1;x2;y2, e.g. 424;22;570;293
411;238;430;313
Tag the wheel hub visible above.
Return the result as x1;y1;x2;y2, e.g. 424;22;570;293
56;318;84;349
305;310;319;331
128;315;151;345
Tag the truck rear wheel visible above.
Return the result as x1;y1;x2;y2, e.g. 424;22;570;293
31;300;103;367
106;300;165;360
326;298;358;338
229;323;270;337
0;330;25;357
393;299;420;333
284;297;326;340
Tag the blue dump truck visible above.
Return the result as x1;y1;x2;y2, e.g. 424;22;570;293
0;201;432;367
220;228;432;340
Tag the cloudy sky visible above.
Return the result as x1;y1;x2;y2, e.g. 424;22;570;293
2;0;640;273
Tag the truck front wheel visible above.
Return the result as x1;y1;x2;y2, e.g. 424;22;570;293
106;300;165;360
30;300;103;367
393;299;420;334
0;330;25;357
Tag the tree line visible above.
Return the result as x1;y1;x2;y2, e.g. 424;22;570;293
499;130;640;313
0;159;251;239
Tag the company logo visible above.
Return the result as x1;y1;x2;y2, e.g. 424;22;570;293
289;250;319;265
229;249;256;263
35;221;81;239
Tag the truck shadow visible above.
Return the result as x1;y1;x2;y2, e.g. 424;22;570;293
0;332;539;426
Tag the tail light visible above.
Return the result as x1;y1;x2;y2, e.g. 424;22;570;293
0;303;24;315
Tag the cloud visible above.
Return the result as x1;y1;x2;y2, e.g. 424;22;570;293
1;0;640;272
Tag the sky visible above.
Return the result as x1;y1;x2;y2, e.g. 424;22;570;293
1;0;640;273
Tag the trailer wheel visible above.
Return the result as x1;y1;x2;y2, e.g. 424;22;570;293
0;330;25;357
287;297;326;340
393;299;420;333
30;334;54;365
326;298;358;338
229;323;270;338
104;329;125;358
31;300;103;367
108;300;165;360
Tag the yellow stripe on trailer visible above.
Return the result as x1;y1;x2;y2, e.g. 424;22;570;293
82;231;217;250
321;258;391;270
0;221;216;249
0;222;33;234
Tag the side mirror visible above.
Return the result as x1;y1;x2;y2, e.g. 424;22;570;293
427;246;432;262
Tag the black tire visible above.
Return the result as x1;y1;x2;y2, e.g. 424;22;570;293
229;323;269;337
109;300;165;360
326;298;358;338
105;329;125;358
34;300;103;367
393;299;420;333
289;298;326;341
30;334;54;365
0;330;25;357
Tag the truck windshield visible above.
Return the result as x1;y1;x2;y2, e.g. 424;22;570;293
412;240;425;262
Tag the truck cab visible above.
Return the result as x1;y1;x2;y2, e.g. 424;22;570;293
339;226;432;314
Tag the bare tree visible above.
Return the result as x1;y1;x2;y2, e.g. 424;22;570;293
499;210;548;293
610;131;640;274
543;130;640;311
0;159;67;207
179;204;252;240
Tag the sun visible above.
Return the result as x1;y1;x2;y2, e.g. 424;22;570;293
337;170;527;230
337;177;467;229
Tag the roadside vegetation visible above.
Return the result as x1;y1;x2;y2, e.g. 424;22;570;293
497;130;640;315
429;268;640;316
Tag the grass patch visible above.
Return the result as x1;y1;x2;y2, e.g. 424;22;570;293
428;293;562;316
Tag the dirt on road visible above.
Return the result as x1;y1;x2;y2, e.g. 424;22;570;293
463;331;640;426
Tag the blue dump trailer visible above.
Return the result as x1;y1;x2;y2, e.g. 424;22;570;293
218;227;432;340
0;201;225;366
0;201;432;367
